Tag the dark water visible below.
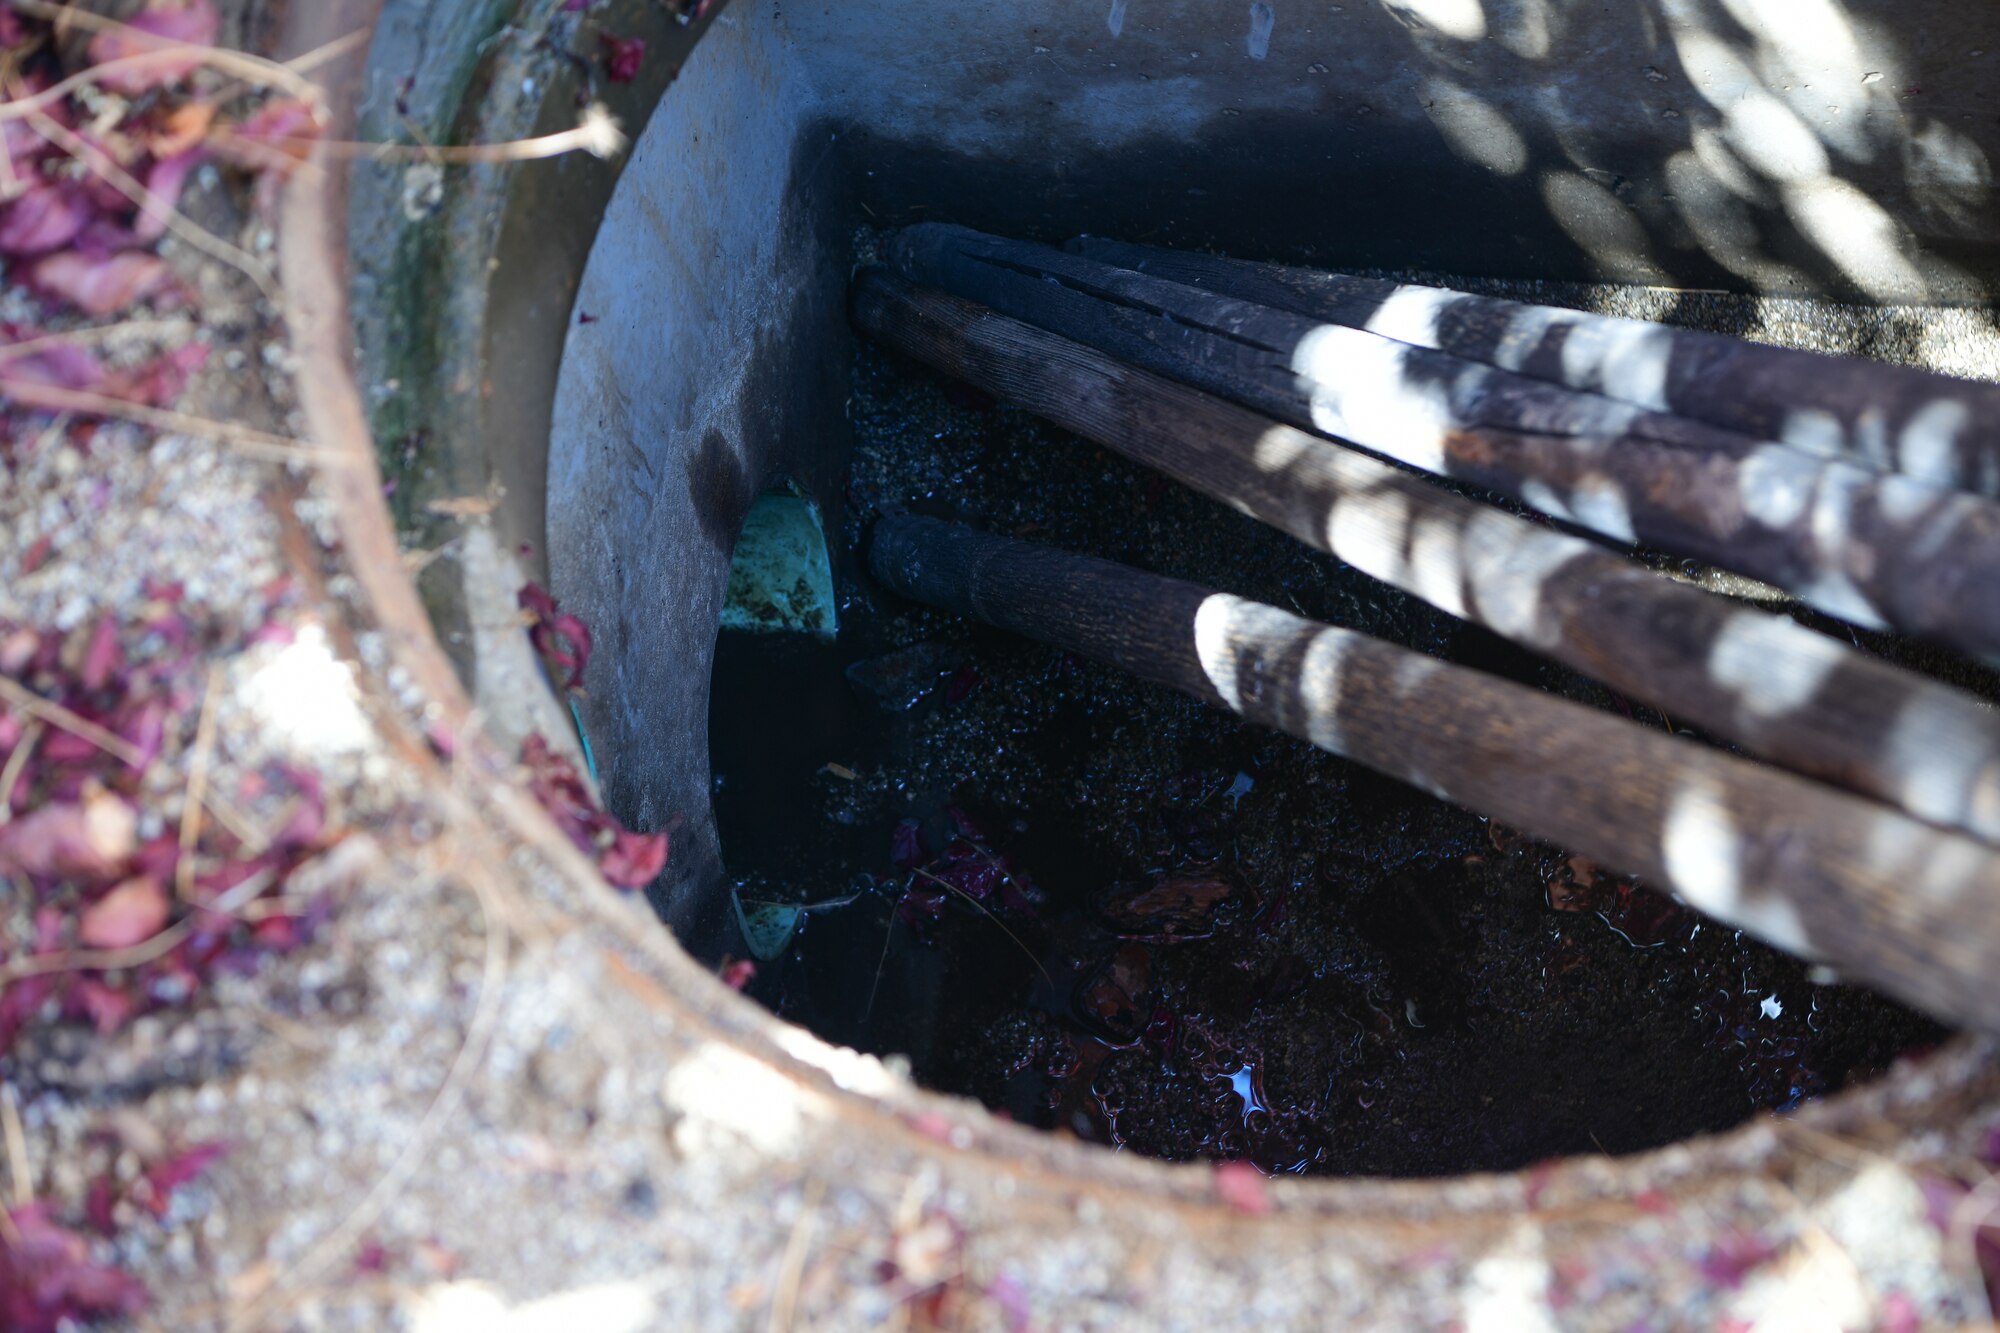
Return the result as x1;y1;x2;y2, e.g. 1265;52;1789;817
706;338;1945;1179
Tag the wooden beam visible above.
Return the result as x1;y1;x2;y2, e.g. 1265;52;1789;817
883;224;2000;663
850;268;2000;846
871;515;2000;1032
1072;234;2000;499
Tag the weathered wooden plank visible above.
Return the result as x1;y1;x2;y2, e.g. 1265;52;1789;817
871;515;2000;1031
883;225;2000;663
851;267;2000;846
1072;234;2000;498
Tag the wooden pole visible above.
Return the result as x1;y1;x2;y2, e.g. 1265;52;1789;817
850;268;2000;846
884;224;2000;663
871;515;2000;1032
1069;235;2000;499
895;225;1766;457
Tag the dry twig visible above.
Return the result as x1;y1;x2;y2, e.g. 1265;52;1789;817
220;103;629;167
1;1084;32;1208
768;1179;826;1333
0;319;194;364
0;676;144;768
0;720;44;824
0;867;275;987
5;0;328;111
176;666;224;901
0;379;344;465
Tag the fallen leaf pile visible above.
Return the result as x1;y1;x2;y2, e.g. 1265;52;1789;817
0;603;335;1057
0;2;331;1319
512;580;670;888
0;0;322;446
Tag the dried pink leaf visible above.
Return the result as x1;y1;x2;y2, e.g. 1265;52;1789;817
79;875;170;949
0;343;108;395
601;33;646;83
79;617;121;691
520;734;671;890
0;1204;149;1333
0;787;138;881
210;98;321;177
1213;1160;1272;1215
28;250;179;317
600;828;668;888
73;978;136;1033
132;149;205;244
104;342;209;409
86;0;222;95
139;1142;226;1215
0;183;93;257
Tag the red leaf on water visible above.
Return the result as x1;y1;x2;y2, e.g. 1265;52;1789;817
945;664;980;705
86;0;221;95
944;805;994;842
890;819;928;870
1098;873;1234;941
29;251;178;317
601;33;647;83
78;876;170;950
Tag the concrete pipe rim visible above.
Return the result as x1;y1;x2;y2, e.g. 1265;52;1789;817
281;0;2000;1243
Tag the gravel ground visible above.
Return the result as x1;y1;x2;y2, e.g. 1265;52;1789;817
8;35;2000;1333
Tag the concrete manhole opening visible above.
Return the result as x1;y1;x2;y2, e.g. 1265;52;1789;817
358;0;2000;1188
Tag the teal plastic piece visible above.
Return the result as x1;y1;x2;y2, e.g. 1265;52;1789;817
729;883;871;962
731;892;806;962
720;494;837;636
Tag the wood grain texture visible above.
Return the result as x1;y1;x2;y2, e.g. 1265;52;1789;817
852;268;2000;845
870;515;2000;1031
1071;235;2000;499
884;225;2000;662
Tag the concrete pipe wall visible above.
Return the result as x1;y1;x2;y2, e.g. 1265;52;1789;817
300;0;2000;1320
521;0;2000;936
